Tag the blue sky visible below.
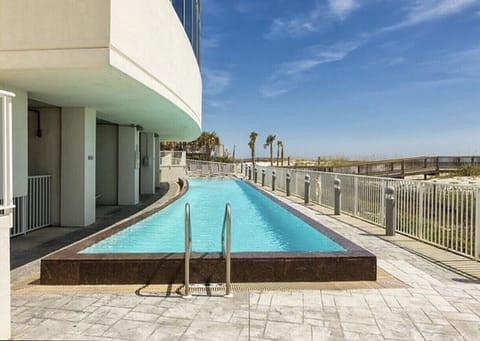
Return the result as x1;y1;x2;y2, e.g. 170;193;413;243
200;0;480;159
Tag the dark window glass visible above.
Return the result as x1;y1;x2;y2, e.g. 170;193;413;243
185;0;193;44
172;0;184;23
192;1;198;58
196;0;200;63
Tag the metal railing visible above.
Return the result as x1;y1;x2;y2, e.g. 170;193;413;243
221;203;232;297
296;155;480;178
9;196;27;237
160;151;186;166
9;175;52;237
27;175;52;232
184;203;192;297
253;165;480;261
186;159;242;176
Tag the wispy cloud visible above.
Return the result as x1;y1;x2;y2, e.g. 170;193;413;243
260;41;362;97
203;69;231;96
328;0;359;19
234;1;257;14
427;45;480;77
205;99;232;109
202;33;222;49
362;56;406;69
265;1;361;39
384;0;479;31
202;0;225;17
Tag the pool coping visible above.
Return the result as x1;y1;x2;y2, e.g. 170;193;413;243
41;178;376;285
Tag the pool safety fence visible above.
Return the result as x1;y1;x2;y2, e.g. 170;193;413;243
160;151;186;166
253;166;480;261
186;159;242;176
9;175;52;237
189;159;479;261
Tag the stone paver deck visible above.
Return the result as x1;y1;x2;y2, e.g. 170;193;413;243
10;183;480;340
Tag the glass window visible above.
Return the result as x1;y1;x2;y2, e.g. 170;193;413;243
172;0;184;24
192;1;198;58
185;0;193;44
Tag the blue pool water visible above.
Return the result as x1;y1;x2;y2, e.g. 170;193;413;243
81;179;346;254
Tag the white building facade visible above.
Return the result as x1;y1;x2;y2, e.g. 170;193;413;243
0;0;202;338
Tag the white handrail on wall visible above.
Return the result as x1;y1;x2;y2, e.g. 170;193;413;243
0;90;15;228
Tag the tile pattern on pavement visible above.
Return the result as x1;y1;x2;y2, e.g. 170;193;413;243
11;189;480;340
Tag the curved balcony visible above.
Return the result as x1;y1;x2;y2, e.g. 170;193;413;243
0;0;202;140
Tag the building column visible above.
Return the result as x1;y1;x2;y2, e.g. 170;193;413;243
0;225;10;339
60;108;96;226
118;126;139;205
154;135;160;188
140;132;156;194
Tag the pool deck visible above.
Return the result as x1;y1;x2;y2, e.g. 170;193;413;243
10;180;480;340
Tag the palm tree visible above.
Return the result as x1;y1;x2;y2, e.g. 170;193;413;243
248;131;258;169
197;131;220;161
280;141;285;166
277;140;283;166
264;134;276;166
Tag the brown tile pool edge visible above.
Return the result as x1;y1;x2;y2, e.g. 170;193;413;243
41;178;377;285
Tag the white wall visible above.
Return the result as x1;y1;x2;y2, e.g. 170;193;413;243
28;108;61;224
159;166;186;182
140;132;155;194
12;90;28;198
110;0;202;125
0;87;28;199
60;107;96;226
96;124;118;205
0;0;110;50
118;126;139;205
155;136;160;187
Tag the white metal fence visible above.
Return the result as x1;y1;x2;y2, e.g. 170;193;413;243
251;165;479;261
10;175;52;237
186;160;242;176
160;151;186;166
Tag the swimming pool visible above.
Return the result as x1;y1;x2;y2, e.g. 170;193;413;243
41;178;376;284
81;179;345;254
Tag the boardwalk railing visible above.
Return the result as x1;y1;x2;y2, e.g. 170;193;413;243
297;156;480;178
10;175;52;237
253;166;480;261
186;160;242;176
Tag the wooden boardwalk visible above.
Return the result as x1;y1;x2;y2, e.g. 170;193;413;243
296;156;480;179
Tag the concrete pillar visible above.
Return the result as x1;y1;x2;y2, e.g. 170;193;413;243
118;126;139;205
140;132;156;194
0;225;10;339
60;107;96;226
154;135;160;188
0;87;28;198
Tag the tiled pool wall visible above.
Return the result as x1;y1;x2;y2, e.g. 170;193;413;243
40;178;376;285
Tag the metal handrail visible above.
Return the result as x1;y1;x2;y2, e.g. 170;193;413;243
221;203;232;297
184;203;192;297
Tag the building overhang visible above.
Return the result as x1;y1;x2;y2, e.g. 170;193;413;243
0;0;202;141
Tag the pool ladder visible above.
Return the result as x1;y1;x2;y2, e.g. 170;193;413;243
221;203;233;297
184;203;232;298
184;203;192;298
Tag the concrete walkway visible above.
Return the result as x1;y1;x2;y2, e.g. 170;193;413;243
10;184;480;340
